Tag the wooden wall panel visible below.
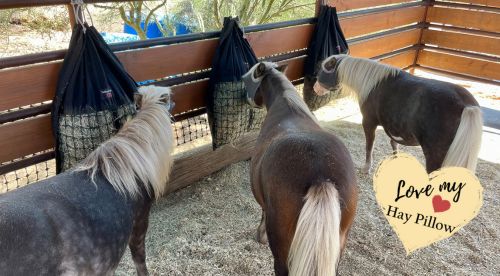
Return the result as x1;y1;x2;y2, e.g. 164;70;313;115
0;63;60;112
170;81;209;116
328;0;415;12
426;7;500;33
247;25;314;57
418;50;500;80
0;115;54;163
350;29;421;58
379;50;417;68
340;6;425;38
422;29;500;56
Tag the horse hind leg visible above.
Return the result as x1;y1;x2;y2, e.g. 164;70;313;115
129;202;152;276
362;118;377;174
256;211;268;244
390;139;398;154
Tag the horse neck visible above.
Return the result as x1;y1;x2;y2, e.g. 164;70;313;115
261;72;317;123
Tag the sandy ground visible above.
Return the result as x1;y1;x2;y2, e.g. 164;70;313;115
115;75;500;275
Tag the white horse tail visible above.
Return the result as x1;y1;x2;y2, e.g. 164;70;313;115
442;106;483;172
288;182;341;276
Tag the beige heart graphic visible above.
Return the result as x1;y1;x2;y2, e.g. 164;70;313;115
373;153;483;254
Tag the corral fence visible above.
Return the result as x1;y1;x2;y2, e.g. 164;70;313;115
0;0;499;193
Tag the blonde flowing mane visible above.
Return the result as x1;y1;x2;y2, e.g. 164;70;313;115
336;55;400;105
75;86;175;199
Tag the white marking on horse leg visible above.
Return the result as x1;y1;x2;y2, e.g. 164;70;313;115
256;211;268;244
362;160;372;174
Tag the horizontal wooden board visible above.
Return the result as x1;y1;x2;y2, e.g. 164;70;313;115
426;7;500;33
448;0;500;8
0;114;54;164
170;80;209;116
328;0;415;12
422;29;500;56
379;50;417;68
169;56;306;115
350;29;421;58
340;6;425;38
0;62;60;112
247;24;314;57
417;49;500;80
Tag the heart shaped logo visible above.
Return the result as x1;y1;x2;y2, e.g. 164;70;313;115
373;153;483;254
432;195;451;213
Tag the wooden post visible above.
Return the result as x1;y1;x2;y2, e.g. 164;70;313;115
315;0;329;16
412;0;434;74
67;4;76;29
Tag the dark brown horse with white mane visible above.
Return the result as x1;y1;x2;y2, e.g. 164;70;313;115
243;62;358;276
0;86;174;276
314;55;483;173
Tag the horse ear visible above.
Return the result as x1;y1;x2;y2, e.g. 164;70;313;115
275;63;288;74
254;62;267;78
134;93;143;109
323;57;337;71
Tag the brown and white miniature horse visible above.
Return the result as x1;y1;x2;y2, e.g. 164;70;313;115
0;86;174;276
243;62;358;276
314;55;483;173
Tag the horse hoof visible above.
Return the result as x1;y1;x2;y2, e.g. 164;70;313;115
256;232;268;244
361;165;371;174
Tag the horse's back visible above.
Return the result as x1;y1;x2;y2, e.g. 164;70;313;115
371;72;479;143
0;171;134;275
259;130;356;201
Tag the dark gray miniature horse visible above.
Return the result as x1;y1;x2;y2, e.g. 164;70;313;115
243;62;358;276
314;55;483;173
0;86;174;276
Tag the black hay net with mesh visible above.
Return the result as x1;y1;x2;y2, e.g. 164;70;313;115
303;5;349;111
207;17;266;150
52;23;137;173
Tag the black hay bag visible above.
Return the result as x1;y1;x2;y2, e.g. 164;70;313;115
303;5;349;111
207;17;265;149
52;24;137;173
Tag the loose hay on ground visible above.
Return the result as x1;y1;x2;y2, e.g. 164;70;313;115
116;115;500;275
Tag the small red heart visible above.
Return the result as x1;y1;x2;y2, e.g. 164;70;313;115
432;195;451;213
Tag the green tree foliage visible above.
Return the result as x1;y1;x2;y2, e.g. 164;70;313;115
195;0;315;30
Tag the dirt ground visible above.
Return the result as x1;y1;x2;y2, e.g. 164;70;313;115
115;76;500;275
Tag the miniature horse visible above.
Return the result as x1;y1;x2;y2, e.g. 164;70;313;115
0;86;174;276
314;55;483;173
243;62;358;276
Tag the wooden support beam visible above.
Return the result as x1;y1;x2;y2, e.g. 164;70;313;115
166;132;257;193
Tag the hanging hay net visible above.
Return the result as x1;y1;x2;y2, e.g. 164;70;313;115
210;81;266;149
57;104;136;172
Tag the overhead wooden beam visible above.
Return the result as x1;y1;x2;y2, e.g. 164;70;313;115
0;0;157;10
